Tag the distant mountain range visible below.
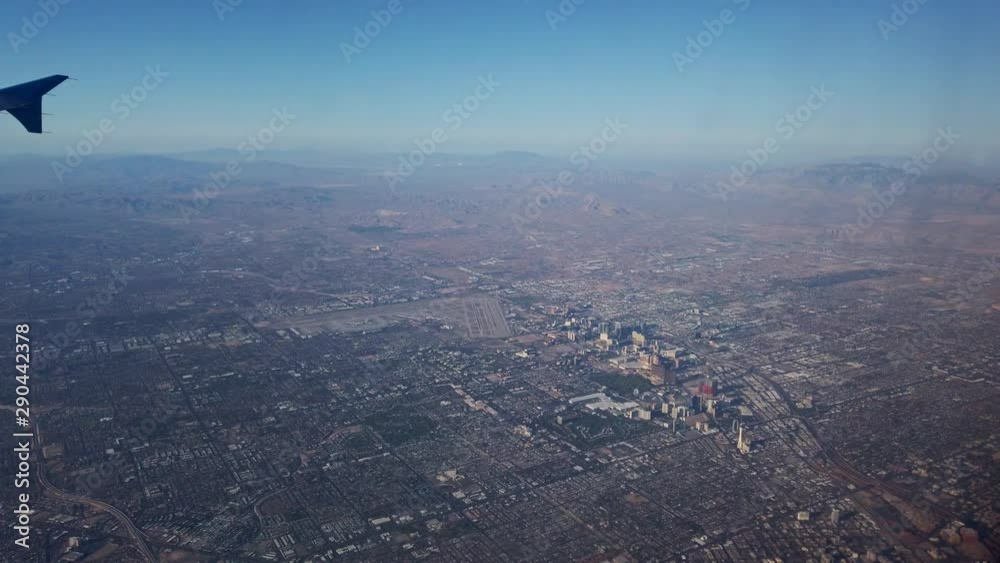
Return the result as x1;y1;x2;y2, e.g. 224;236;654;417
169;148;556;170
0;150;563;192
0;154;352;191
1;153;995;211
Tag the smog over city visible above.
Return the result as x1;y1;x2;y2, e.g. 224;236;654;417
1;1;999;562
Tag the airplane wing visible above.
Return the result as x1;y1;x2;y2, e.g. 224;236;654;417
6;98;44;134
0;74;69;134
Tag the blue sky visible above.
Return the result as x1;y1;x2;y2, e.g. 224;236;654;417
1;0;998;165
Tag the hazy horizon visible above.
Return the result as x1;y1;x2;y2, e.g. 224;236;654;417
3;0;999;165
3;3;1000;562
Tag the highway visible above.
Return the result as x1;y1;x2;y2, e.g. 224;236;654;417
30;413;158;562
